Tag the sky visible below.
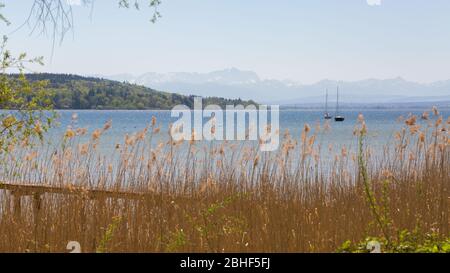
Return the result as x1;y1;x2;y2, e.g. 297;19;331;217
2;0;450;84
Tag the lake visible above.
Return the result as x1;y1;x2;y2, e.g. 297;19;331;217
46;108;449;159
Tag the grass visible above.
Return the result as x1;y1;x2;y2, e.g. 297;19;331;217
0;109;448;253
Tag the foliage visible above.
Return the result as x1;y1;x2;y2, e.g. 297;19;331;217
9;73;257;110
199;196;247;250
162;194;248;252
180;194;248;252
11;1;162;48
338;113;450;253
338;230;450;253
165;229;187;252
356;116;392;243
0;2;10;25
96;216;123;253
0;37;55;153
119;0;162;23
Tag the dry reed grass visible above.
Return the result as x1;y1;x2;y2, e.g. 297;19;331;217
0;109;448;252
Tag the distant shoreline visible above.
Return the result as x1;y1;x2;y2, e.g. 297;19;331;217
279;101;450;111
45;103;450;111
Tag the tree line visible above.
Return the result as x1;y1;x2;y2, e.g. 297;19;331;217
10;73;256;110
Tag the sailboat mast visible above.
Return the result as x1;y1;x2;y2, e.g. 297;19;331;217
325;89;328;113
336;86;339;115
334;86;345;121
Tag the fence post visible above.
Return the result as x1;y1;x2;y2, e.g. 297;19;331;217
33;193;42;222
12;192;22;222
33;193;42;252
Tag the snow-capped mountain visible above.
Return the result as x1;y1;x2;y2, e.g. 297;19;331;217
104;68;261;85
97;68;450;104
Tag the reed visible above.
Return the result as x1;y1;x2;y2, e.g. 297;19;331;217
0;109;448;252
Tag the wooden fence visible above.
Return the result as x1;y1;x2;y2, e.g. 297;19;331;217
0;182;153;221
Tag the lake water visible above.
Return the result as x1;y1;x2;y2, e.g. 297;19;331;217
46;108;449;159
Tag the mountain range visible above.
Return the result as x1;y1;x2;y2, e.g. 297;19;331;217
96;68;450;105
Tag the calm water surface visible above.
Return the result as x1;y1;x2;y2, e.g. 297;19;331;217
45;109;449;159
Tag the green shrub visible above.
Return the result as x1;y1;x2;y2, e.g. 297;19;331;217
338;229;450;253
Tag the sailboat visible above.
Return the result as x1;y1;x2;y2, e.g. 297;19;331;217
324;89;332;119
334;87;345;122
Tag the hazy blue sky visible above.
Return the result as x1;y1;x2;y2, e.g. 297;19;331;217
2;0;450;84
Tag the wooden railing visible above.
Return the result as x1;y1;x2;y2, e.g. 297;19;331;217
0;182;154;221
0;182;151;199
